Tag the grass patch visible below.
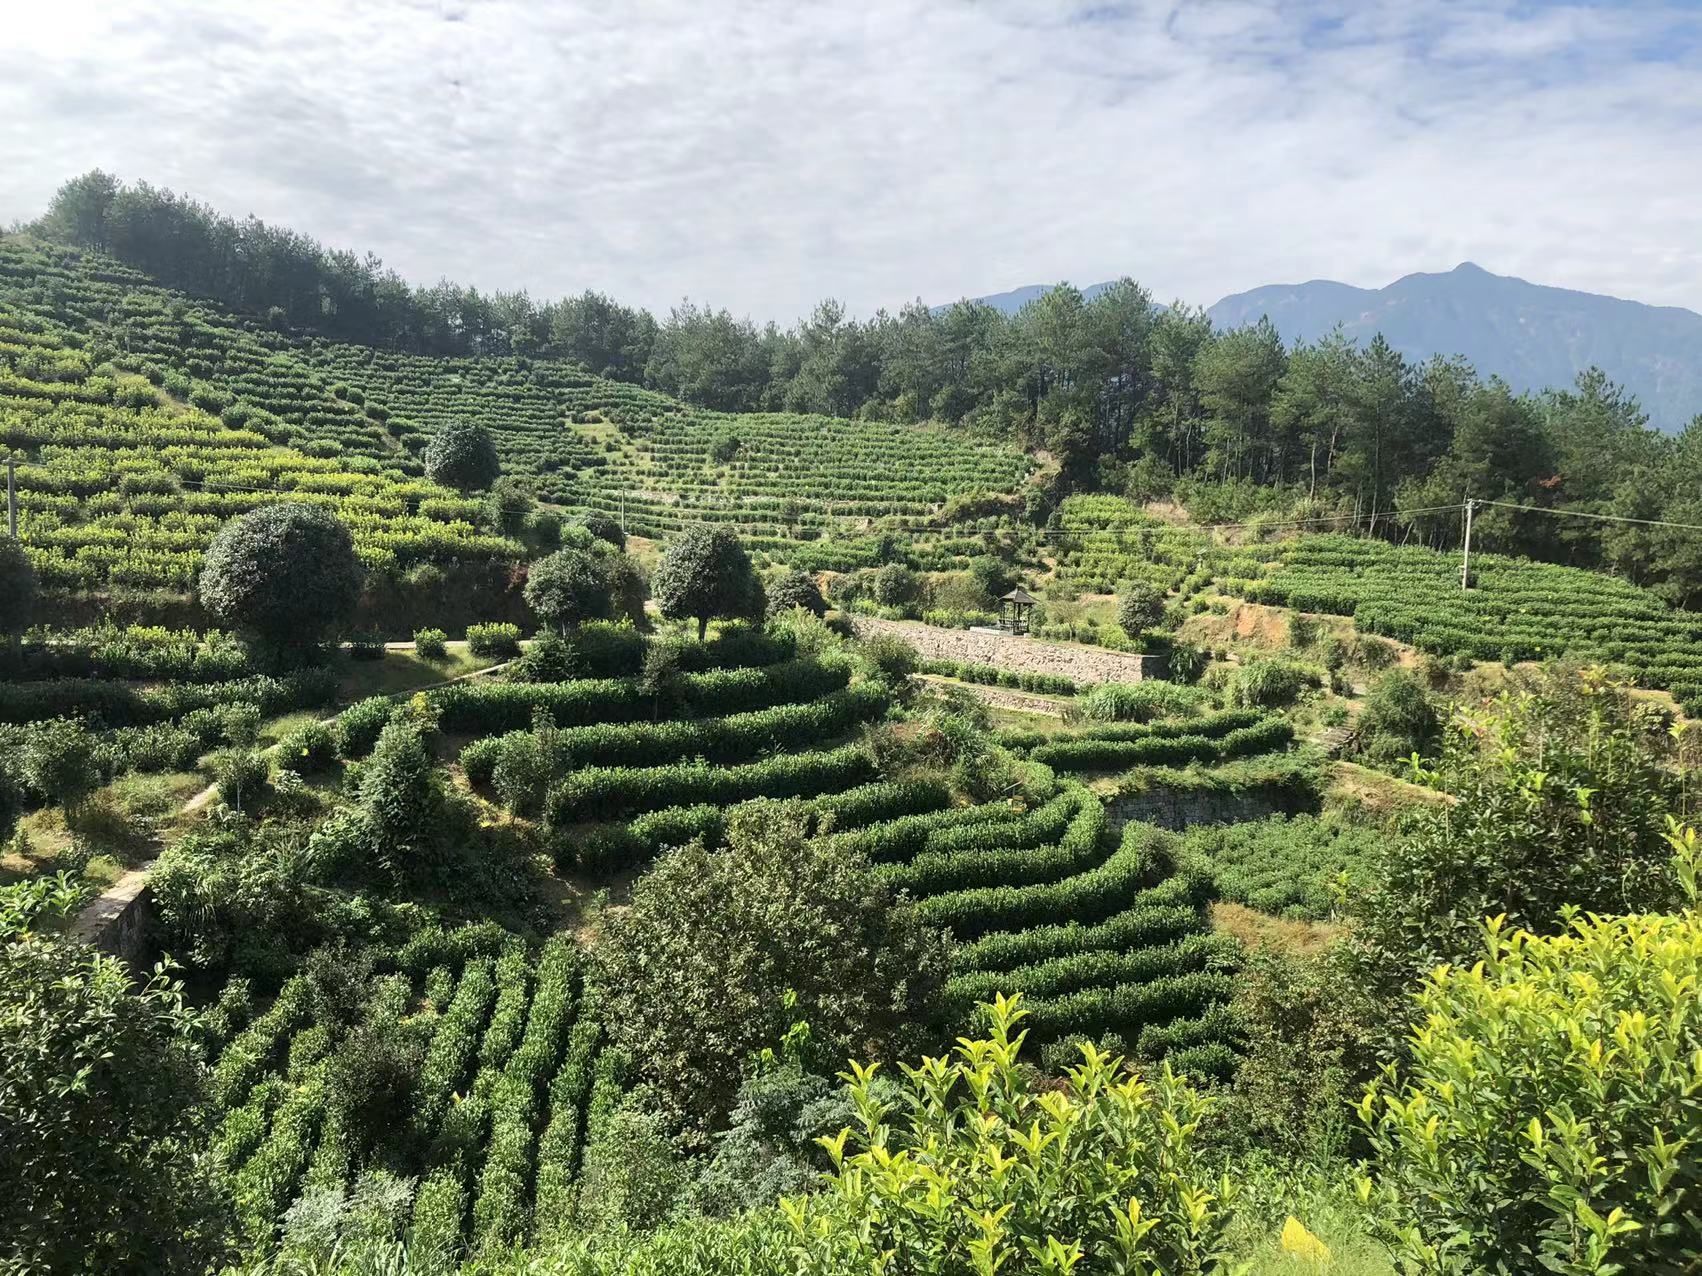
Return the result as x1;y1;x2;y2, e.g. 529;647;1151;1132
332;642;503;701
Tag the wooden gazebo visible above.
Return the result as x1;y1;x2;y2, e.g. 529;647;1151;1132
998;586;1037;635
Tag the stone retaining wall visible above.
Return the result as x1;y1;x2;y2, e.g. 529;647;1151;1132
851;616;1161;686
1106;785;1315;833
67;866;156;967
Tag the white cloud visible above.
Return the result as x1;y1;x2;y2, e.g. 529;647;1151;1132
0;0;1698;318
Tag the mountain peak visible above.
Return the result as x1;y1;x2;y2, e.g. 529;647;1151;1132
1452;261;1490;276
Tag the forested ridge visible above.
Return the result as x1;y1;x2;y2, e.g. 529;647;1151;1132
28;170;1702;610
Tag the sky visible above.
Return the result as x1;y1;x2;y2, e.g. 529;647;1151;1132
3;0;1701;320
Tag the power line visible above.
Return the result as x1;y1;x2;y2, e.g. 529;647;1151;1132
1476;498;1702;536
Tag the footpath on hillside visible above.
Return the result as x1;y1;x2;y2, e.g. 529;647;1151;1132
69;650;516;956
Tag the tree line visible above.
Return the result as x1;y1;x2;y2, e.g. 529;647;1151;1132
29;171;1702;604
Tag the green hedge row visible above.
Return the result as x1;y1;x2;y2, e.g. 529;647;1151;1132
471;938;579;1256
532;990;605;1245
544;744;878;824
564;778;954;876
1018;970;1238;1043
1027;718;1293;773
995;707;1266;753
461;683;887;787
429;657;852;736
877;791;1107;896
413;957;498;1144
943;931;1236;1010
953;881;1203;975
922;658;1077;696
828;799;1033;865
916;822;1173;940
0;668;337;728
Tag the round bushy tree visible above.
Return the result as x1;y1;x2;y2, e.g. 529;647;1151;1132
653;527;759;641
423;420;500;492
0;537;38;639
765;569;826;619
596;801;949;1131
198;504;363;655
1117;582;1166;641
524;548;614;632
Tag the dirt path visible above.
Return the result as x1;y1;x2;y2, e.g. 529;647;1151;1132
919;674;1069;717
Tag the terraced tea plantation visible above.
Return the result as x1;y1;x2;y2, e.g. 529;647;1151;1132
207;929;623;1262
1245;535;1702;712
0;247;518;595
303;343;1031;558
0;236;1031;579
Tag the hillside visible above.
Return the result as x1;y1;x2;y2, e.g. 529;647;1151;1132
959;262;1702;431
7;223;1702;1275
0;234;1030;608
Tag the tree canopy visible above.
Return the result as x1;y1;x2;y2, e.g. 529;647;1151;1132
197;503;363;654
594;801;949;1131
0;537;37;638
524;547;615;632
652;527;760;640
423;420;501;492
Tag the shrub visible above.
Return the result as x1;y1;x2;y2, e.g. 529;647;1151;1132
596;800;949;1131
198;503;363;655
872;562;919;608
1227;658;1312;708
423;420;500;491
1117;582;1166;641
1355;669;1440;764
333;696;395;759
1354;634;1397;670
858;634;918;695
466;622;522;658
359;718;441;875
276;722;337;776
0;917;230;1272
786;995;1237;1273
1351;666;1696;1006
412;628;448;661
576;511;625;550
765;569;826;619
211;749;269;811
1077;680;1210;722
20;718;99;813
1362;896;1702;1275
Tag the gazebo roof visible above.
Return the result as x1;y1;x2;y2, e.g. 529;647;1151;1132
1000;587;1038;605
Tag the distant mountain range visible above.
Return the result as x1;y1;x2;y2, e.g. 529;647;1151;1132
955;263;1702;432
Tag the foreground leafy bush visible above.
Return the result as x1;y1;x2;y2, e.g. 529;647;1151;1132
1;882;231;1272
784;995;1239;1274
1361;885;1702;1274
1352;666;1698;997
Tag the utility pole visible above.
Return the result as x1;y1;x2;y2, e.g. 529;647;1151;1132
6;454;15;539
1459;498;1476;591
619;490;626;539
